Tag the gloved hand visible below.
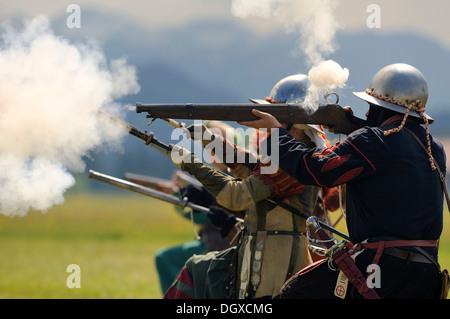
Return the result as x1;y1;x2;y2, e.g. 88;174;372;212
185;124;216;146
207;206;237;238
169;144;202;168
179;185;216;208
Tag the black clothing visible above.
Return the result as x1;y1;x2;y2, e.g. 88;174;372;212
270;123;445;252
269;121;446;299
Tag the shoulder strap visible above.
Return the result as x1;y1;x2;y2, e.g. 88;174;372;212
404;127;450;210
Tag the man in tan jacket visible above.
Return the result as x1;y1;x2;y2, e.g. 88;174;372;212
164;74;328;299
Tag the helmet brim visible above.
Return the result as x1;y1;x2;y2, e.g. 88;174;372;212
249;98;270;104
353;91;434;124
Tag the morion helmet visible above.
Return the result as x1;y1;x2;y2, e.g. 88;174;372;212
353;63;433;123
267;74;310;104
250;74;326;149
354;63;436;170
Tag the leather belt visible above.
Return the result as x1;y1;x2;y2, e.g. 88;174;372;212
357;239;439;266
383;247;435;264
361;240;438;250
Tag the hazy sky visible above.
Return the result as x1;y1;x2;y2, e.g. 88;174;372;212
1;0;449;51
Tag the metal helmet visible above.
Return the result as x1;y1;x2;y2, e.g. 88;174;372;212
249;74;310;105
353;63;433;123
268;74;310;104
249;74;326;148
269;74;325;137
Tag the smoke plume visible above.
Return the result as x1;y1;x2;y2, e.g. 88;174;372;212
0;16;140;216
231;0;348;106
305;59;349;106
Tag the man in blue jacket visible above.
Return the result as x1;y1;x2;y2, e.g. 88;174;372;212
239;63;448;299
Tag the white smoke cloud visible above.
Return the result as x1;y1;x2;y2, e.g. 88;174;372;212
231;0;340;65
231;0;348;106
305;59;349;106
0;16;140;216
308;60;349;89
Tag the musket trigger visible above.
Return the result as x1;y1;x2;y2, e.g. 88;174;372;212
147;118;157;126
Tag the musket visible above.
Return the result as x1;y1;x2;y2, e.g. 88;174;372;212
89;170;244;224
124;171;203;193
124;172;180;194
135;102;367;135
101;112;207;190
101;112;350;240
99;110;172;156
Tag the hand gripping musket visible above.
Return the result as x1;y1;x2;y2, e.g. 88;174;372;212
135;101;367;136
89;170;244;224
306;216;381;299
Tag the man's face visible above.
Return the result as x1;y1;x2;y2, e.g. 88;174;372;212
365;103;384;126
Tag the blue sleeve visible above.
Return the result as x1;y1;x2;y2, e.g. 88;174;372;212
269;127;378;188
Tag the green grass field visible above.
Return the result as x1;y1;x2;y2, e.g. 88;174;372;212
0;193;196;299
0;193;449;299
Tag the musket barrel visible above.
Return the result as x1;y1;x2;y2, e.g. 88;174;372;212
135;102;366;135
136;102;311;122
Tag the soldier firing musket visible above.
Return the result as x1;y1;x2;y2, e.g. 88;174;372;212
159;74;349;299
238;64;449;299
100;110;334;230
